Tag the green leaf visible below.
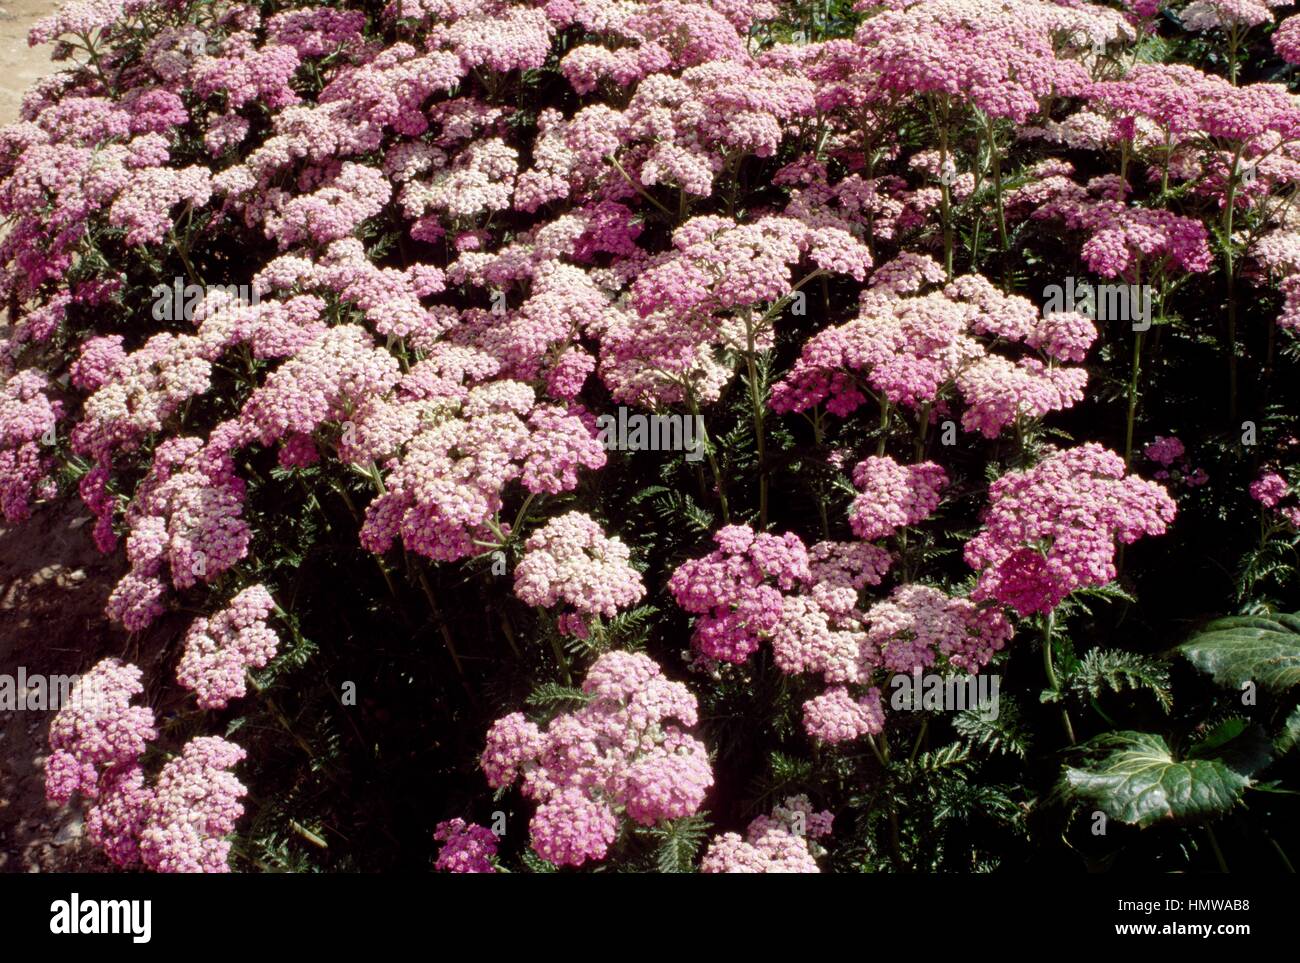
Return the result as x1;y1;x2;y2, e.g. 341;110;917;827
1188;718;1246;757
910;743;970;772
1067;649;1172;712
953;701;1030;758
647;815;710;873
1276;706;1300;756
1188;721;1273;777
1178;613;1300;692
520;850;558;873
1063;731;1251;828
525;683;592;711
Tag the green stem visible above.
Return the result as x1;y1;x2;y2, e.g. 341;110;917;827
416;565;468;683
509;491;537;540
685;384;729;523
887;809;905;872
247;674;318;760
1042;610;1076;745
168;223;202;288
1224;146;1243;424
937;100;954;282
548;629;573;685
1205;823;1230;873
745;313;768;528
607;154;674;218
908;719;929;766
864;733;887;767
1266;832;1296;873
984;114;1010;291
1161;129;1171;196
1227;25;1241;85
1124;328;1144;469
497;608;522;659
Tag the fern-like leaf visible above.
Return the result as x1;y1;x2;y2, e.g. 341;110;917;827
1067;649;1172;712
648;815;711;873
953;700;1031;758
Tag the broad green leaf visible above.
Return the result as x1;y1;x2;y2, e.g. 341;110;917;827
1188;721;1273;777
1277;706;1300;756
1064;731;1250;828
1177;614;1300;692
1188;718;1247;757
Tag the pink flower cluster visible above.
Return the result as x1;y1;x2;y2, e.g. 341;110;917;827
1143;435;1207;488
668;525;811;663
1276;15;1300;64
669;519;1008;744
360;382;606;562
46;659;247;872
137;736;248;874
965;444;1177;615
105;434;252;631
602;214;871;407
433;818;499;873
45;658;158;805
1250;470;1289;508
480;651;712;867
866;584;1013;674
856;0;1130;125
1031;174;1215;280
772;262;1092;438
848;456;947;541
1145;435;1186;467
770;572;1009;742
802;686;886;744
177;585;281;709
701;795;833;873
0;369;62;522
1250;469;1300;528
513;511;645;626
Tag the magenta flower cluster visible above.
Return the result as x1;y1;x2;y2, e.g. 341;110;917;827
965;445;1177;615
848;456;947;541
772;261;1093;438
433;819;499;873
671;523;1010;744
668;525;812;663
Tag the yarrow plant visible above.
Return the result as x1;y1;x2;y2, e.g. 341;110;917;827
433;818;499;873
45;659;248;872
176;584;281;709
965;445;1177;616
701;795;833;872
3;0;1298;874
481;651;712;867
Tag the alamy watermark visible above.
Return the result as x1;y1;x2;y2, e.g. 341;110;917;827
151;276;259;322
1043;276;1152;331
889;669;1000;721
50;894;151;943
595;407;705;462
0;667;77;711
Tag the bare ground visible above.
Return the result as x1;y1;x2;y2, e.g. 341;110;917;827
0;0;59;125
0;500;124;872
0;1;113;873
